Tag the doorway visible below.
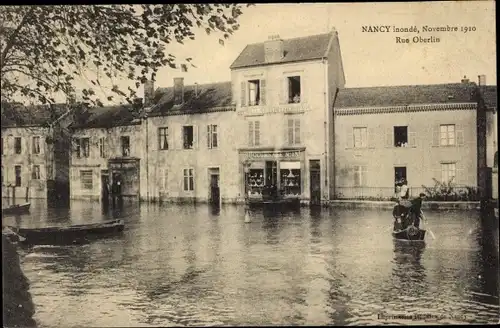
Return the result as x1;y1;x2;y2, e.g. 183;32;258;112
265;161;278;186
208;168;220;206
309;160;321;206
101;170;109;201
394;166;407;184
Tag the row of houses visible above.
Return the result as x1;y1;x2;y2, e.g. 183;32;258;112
2;29;498;204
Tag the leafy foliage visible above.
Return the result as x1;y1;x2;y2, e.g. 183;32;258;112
421;178;480;201
0;4;251;106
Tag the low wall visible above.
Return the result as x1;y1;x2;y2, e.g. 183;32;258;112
326;200;480;210
2;235;37;328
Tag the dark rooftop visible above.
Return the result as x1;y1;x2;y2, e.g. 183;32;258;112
70;104;141;129
1;101;68;128
334;83;490;108
230;32;333;69
481;85;497;109
149;81;234;117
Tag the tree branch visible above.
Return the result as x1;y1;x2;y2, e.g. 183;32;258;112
1;6;36;68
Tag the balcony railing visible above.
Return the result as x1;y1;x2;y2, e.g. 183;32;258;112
334;186;481;201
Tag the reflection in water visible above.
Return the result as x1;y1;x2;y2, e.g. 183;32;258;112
10;200;499;327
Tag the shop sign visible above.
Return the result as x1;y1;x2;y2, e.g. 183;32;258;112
247;151;302;160
238;104;311;116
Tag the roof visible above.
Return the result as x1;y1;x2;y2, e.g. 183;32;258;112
149;81;234;117
334;83;484;108
230;32;332;69
481;85;497;109
70;104;141;129
1;101;68;128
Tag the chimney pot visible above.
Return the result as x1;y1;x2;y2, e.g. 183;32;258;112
264;35;284;63
478;74;486;86
173;77;184;105
144;80;155;106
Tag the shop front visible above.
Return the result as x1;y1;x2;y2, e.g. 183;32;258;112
239;147;306;202
108;157;140;200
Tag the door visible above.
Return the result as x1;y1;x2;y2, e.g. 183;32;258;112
101;171;109;201
208;168;220;206
309;160;321;205
394;166;407;185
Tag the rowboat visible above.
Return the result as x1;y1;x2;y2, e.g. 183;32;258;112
392;225;426;241
2;203;31;216
6;219;125;246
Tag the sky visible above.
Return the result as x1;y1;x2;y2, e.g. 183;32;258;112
25;1;497;105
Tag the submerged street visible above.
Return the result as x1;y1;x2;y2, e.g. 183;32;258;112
4;199;499;326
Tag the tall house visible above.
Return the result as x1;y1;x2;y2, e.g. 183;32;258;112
333;80;497;200
1;102;71;201
230;29;346;204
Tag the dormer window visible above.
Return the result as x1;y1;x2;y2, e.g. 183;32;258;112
287;76;301;103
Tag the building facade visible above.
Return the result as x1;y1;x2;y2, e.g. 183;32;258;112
1;102;70;201
333;82;495;200
230;29;345;204
69;105;146;201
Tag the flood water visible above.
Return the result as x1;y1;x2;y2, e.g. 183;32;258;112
3;199;499;326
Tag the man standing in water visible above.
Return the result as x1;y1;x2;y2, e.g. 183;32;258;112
409;193;426;228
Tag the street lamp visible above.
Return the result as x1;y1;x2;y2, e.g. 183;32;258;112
243;160;251;223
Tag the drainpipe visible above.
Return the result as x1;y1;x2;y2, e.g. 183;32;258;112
331;87;340;199
323;58;329;202
145;112;149;202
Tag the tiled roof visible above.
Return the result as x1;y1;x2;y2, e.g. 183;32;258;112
230;32;332;69
70;104;141;129
334;83;482;108
481;85;497;109
1;101;68;128
149;81;234;117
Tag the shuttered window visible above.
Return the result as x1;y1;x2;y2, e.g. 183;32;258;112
353;165;368;187
287;118;301;145
80;170;93;190
248;121;260;146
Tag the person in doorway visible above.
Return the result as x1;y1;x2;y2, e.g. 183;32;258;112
400;179;409;200
409;193;426;229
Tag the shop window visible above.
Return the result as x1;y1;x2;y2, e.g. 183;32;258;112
80;170;93;189
207;124;218;149
14;165;22;187
183;126;194;149
247;168;264;196
248;80;260;106
158;127;169;150
183;168;194;191
121;136;130;156
14;137;22;154
441;162;456;183
280;162;301;196
394;126;408;147
32;136;41;154
32;165;40;180
287;76;301;103
440;124;455;146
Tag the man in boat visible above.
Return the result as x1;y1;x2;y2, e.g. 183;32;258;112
392;200;409;231
409;193;426;229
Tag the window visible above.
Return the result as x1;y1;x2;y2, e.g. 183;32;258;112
80;170;93;190
248;121;261;146
81;138;90;158
440;124;455;146
353;165;367;187
14;137;22;154
287;76;301;103
14;165;21;187
183;126;194;149
394;126;408;147
248;80;260;106
441;163;456;183
121;136;130;156
32;136;41;154
99;137;106;158
158;127;169;150
207;125;218;149
353;127;368;148
287;118;301;145
183;168;194;191
32;165;40;180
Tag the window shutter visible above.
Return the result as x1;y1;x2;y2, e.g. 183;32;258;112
345;127;353;149
175;126;182;150
409;131;417;148
40;136;45;155
193;125;198;149
456;124;464;146
240;81;246;107
260;79;266;105
207;125;211;148
255;121;260;146
432;125;440;147
368;128;375;149
300;75;306;104
295;120;301;144
288;119;294;145
248;121;254;146
39;164;45;181
385;128;393;148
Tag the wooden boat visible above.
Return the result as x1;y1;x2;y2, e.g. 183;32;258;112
392;225;426;241
2;202;31;216
7;219;125;246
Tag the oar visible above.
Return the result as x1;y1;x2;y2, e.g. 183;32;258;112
421;212;436;239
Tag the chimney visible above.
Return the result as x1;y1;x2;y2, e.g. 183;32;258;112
173;77;184;105
194;82;199;97
478;75;486;86
144;80;155;106
133;97;143;111
461;75;470;84
264;34;284;63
